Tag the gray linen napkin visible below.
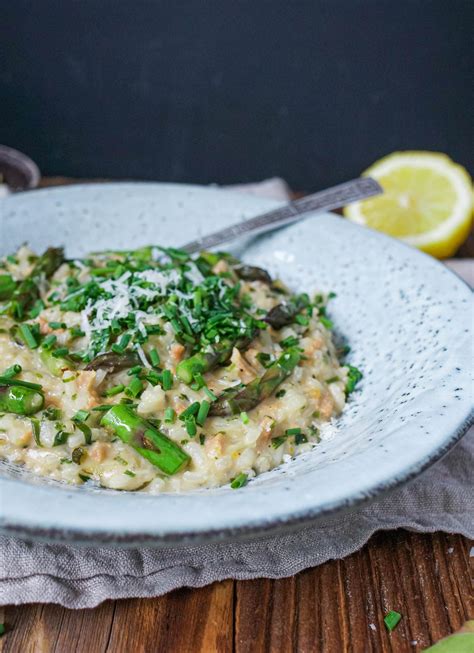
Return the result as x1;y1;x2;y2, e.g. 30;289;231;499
0;179;472;609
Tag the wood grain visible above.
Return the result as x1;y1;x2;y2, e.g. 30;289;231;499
1;178;472;652
1;532;472;652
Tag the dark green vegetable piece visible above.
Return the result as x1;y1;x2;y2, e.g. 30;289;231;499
233;265;272;284
0;274;16;300
0;376;42;390
1;364;22;379
210;348;301;416
264;295;309;329
0;384;44;415
176;333;255;384
101;404;190;475
345;365;363;394
7;247;64;319
384;610;402;632
31;417;42;446
230;473;248;489
85;351;141;373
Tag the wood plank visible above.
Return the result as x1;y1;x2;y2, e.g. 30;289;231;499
105;580;234;653
0;535;471;653
234;531;472;653
0;601;116;653
234;577;297;652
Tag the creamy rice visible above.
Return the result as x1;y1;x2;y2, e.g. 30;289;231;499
0;245;360;492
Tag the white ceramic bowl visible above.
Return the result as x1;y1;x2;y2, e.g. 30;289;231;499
0;183;472;546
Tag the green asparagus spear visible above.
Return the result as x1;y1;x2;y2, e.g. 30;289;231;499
210;348;301;416
176;333;255;384
7;247;64;319
0;274;16;301
101;405;190;475
39;346;75;376
233;265;272;284
0;383;44;415
85;351;141;373
264;294;309;330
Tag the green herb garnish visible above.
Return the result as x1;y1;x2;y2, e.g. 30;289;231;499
230;473;248;489
384;611;402;632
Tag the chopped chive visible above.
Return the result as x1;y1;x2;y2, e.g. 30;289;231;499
191;372;205;390
179;401;200;420
53;430;69;446
146;370;161;386
92;405;113;412
75;421;93;445
185;415;197;437
319;316;333;330
49;321;67;330
199;433;206;445
111;333;132;354
0;376;43;391
384;611;402;632
124;470;136;477
164;407;176;423
271;435;287;449
240;411;250;424
161;369;173;391
170;318;182;334
78;473;91;482
346;365;363;394
28;299;45;319
149;348;160;368
52;347;69;357
256;352;272;367
31;417;42;446
41;334;57;350
230;473;248;489
326;376;340;384
295;314;310;326
19;323;38;349
203;386;217;402
126;377;143;398
196;400;210;426
127;365;143;376
2;364;22;379
285;427;301;435
105;384;125;397
43;406;62;420
280;336;299;348
295;432;308;445
69;326;85;338
275;389;286;398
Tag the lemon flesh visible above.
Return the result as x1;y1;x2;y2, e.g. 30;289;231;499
344;152;473;258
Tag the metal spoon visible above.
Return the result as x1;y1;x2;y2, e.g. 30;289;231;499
181;177;382;253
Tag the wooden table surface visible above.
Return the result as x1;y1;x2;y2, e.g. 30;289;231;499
1;178;472;653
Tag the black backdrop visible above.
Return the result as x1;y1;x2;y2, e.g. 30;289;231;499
1;1;473;189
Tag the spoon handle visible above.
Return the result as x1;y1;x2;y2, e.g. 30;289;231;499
181;177;382;253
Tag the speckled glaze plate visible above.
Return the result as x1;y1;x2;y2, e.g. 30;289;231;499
0;183;472;547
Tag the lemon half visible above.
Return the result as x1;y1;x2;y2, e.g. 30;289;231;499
344;151;473;258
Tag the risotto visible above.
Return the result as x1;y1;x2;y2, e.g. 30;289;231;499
0;244;361;492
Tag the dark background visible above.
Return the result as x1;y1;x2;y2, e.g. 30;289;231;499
1;1;473;190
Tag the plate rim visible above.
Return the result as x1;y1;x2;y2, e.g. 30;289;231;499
1;182;472;546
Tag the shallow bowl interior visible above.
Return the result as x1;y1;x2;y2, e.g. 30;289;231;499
0;183;472;546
